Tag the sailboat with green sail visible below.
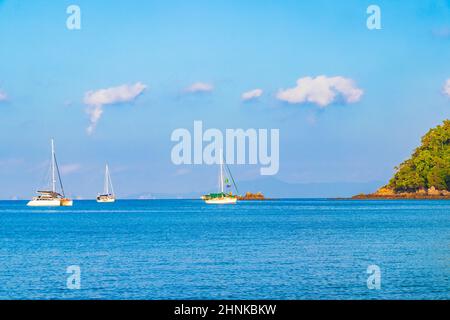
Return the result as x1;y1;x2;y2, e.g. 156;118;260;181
202;149;238;204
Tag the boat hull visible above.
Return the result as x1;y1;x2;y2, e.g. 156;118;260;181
96;198;115;203
61;199;73;206
27;199;62;207
27;198;73;207
204;197;237;204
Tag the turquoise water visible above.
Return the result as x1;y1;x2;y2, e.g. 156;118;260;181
0;199;448;300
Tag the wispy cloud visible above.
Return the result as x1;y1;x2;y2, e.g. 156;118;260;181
241;88;263;101
276;76;363;107
174;168;191;176
443;79;450;97
0;158;25;175
432;26;450;38
184;82;214;93
0;158;24;167
84;82;147;134
60;163;81;175
0;89;7;102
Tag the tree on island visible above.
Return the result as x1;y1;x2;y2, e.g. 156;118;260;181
387;120;450;193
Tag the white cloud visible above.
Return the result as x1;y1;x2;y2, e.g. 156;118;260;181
84;82;147;134
0;89;7;101
184;82;213;93
276;76;363;107
60;163;81;175
241;89;263;101
443;79;450;97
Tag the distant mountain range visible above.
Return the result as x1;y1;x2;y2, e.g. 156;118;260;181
127;177;383;199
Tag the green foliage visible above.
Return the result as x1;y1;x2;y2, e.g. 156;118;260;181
388;120;450;192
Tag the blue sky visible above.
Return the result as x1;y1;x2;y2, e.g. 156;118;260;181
0;0;449;199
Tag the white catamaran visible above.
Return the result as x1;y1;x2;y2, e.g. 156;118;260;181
202;150;238;204
27;139;73;207
96;164;115;203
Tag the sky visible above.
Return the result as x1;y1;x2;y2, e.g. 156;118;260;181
0;0;449;199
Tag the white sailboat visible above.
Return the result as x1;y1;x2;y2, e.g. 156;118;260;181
27;139;73;207
202;149;238;204
96;164;115;203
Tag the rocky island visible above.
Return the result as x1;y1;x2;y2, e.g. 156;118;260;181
353;120;450;199
238;192;267;200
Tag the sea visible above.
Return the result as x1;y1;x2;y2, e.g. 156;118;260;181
0;199;448;300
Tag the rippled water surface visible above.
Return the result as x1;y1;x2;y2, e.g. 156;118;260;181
0;199;448;299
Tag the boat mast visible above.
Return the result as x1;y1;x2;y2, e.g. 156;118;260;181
51;139;56;193
104;164;109;195
109;166;114;196
104;164;114;196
